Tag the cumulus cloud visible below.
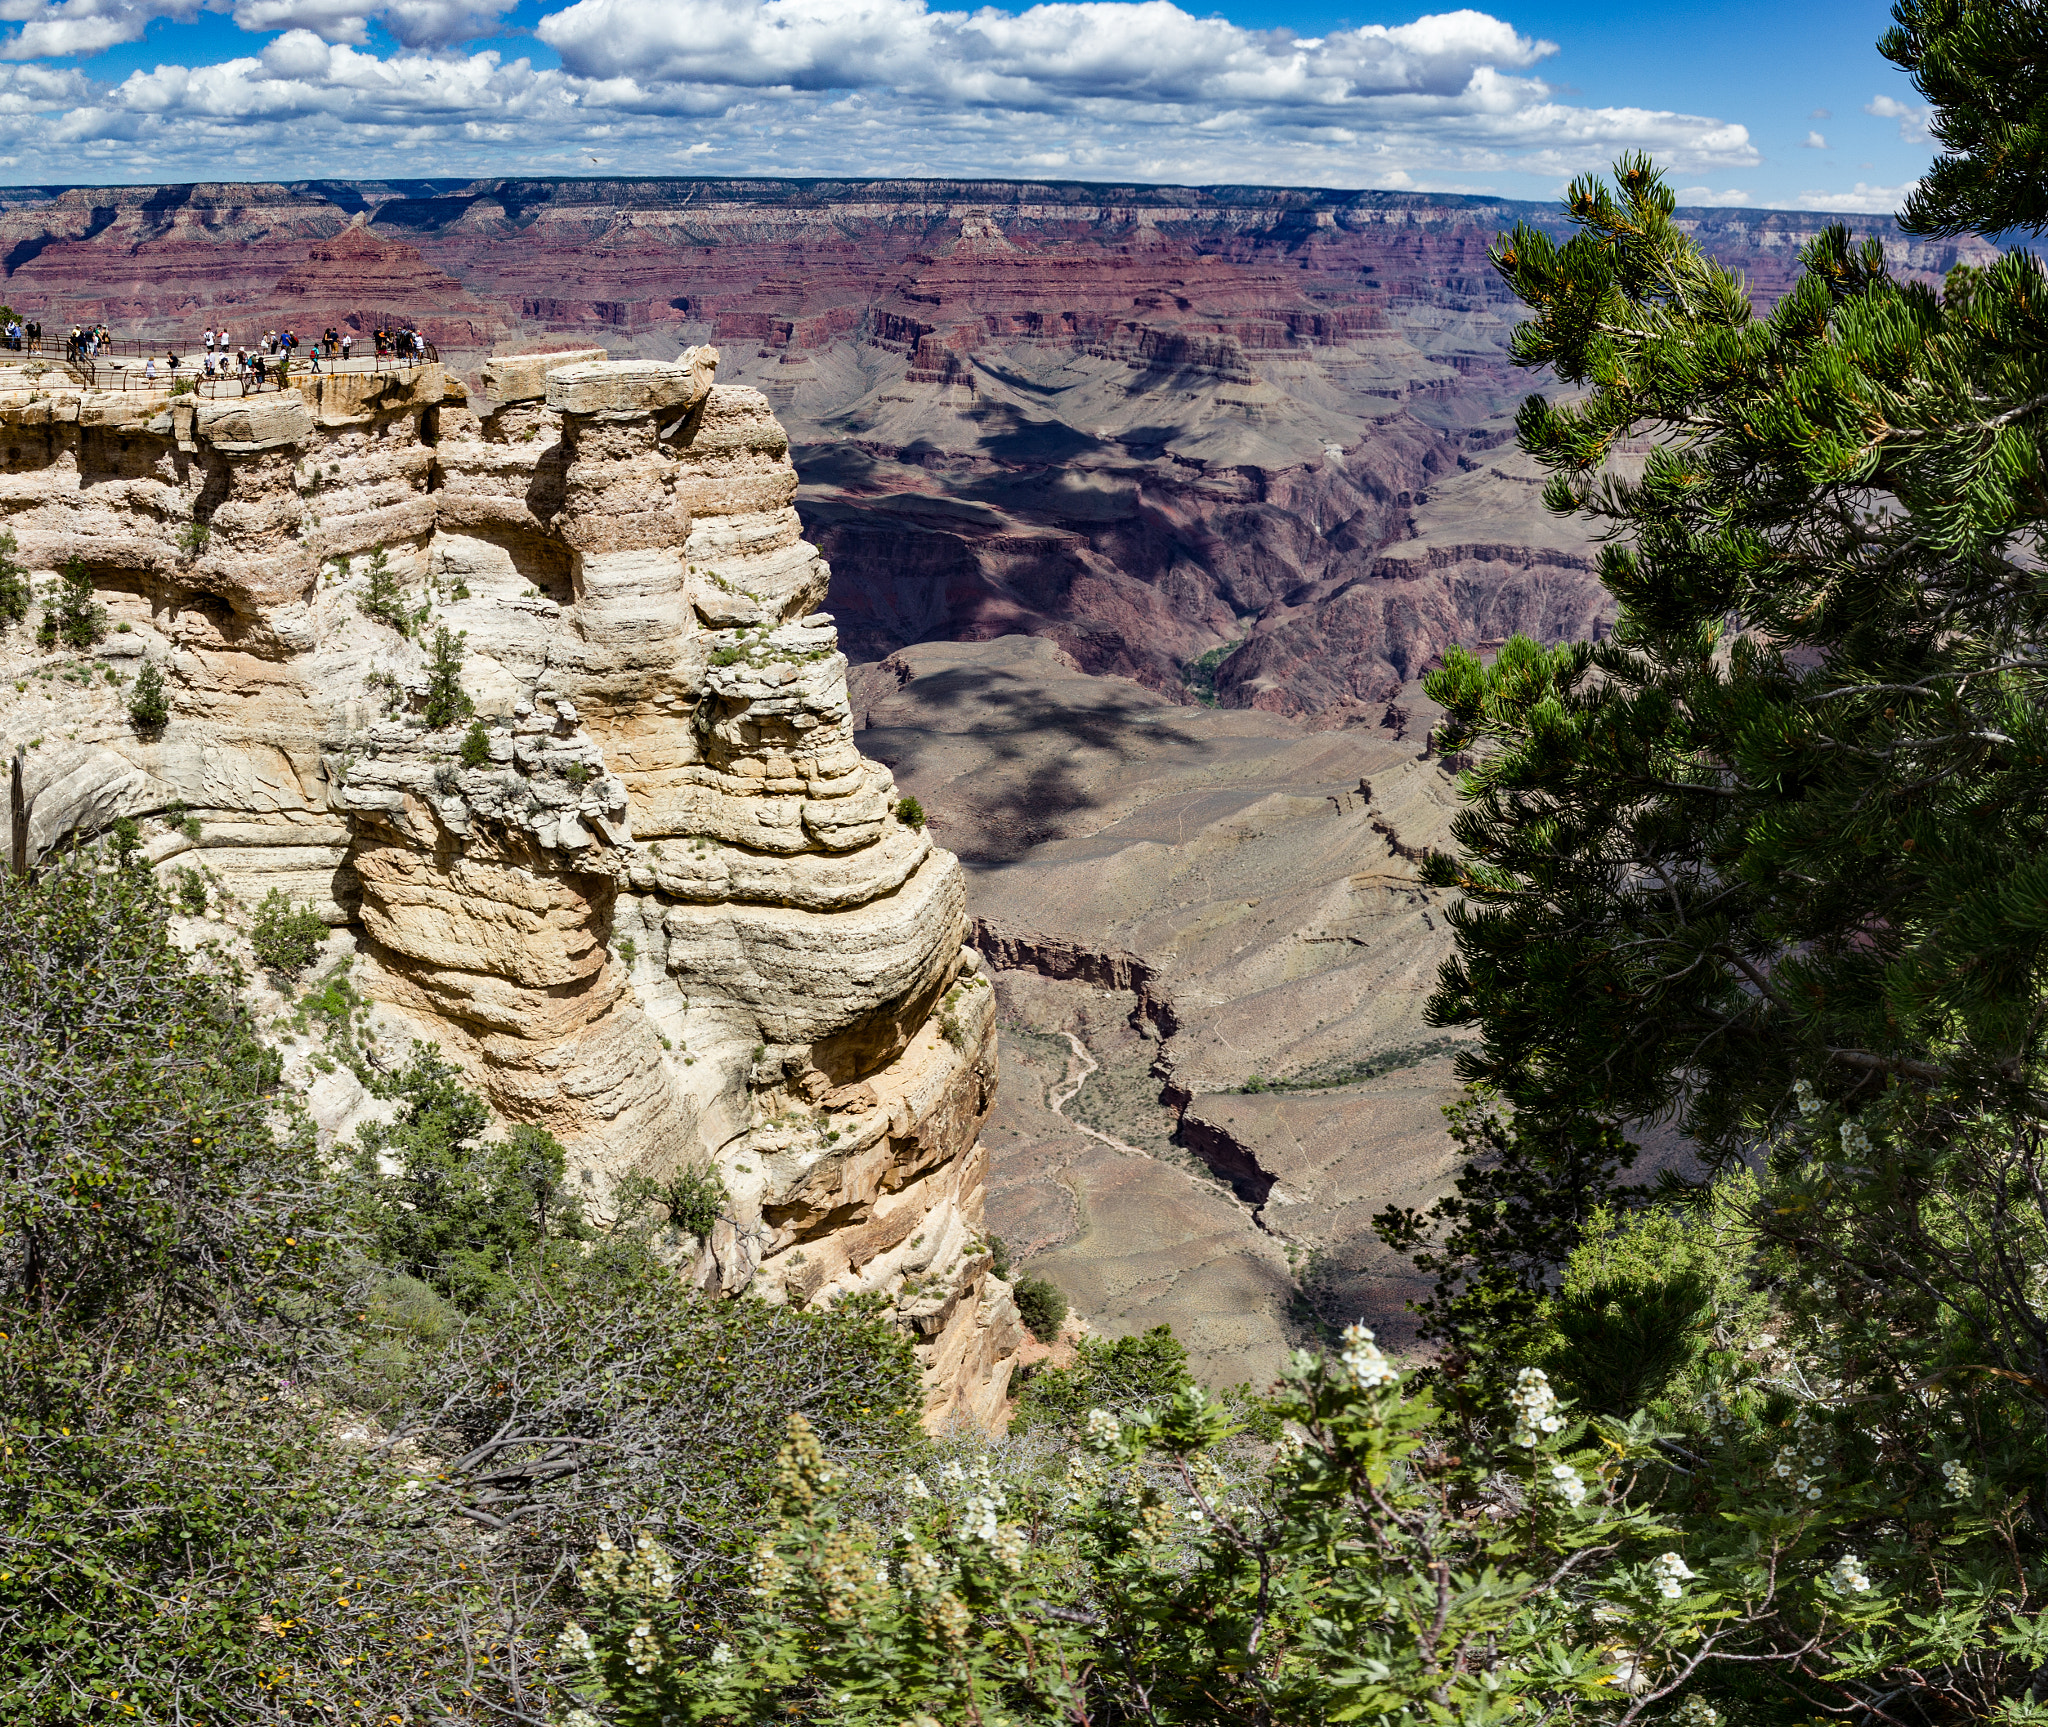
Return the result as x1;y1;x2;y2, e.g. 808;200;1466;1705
1801;130;1824;149
0;0;200;61
1864;94;1927;141
1679;185;1751;205
0;1;1764;189
1796;179;1920;214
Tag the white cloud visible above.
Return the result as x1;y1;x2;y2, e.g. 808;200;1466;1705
1801;129;1824;149
1809;106;1828;120
0;0;200;61
1679;185;1751;205
1796;179;1920;214
0;1;1765;188
1864;94;1927;141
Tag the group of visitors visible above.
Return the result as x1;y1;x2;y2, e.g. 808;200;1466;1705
1;319;39;352
67;323;112;361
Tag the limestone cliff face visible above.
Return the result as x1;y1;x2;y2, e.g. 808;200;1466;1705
0;349;1020;1428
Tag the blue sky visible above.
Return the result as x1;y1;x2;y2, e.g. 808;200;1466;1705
0;0;1937;207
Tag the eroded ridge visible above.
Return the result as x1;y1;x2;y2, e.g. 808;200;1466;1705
0;347;1021;1428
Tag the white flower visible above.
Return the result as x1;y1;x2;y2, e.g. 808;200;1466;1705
708;1641;734;1666
553;1622;597;1665
990;1523;1028;1572
960;1492;1001;1545
564;1711;606;1727
1839;1118;1872;1161
901;1472;932;1499
1941;1459;1975;1499
625;1619;662;1676
1336;1321;1399;1390
1672;1695;1719;1727
1793;1077;1823;1119
1547;1461;1586;1507
1650;1552;1694;1600
1085;1408;1121;1449
1508;1367;1563;1446
1829;1553;1872;1594
939;1459;967;1485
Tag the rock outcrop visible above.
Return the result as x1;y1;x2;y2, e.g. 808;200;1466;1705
0;179;2000;728
0;347;1020;1428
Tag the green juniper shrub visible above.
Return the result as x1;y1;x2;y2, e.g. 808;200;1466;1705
662;1161;727;1241
895;794;925;830
1010;1324;1192;1433
356;543;408;634
458;717;491;768
38;557;104;651
1012;1270;1067;1343
421;626;473;730
986;1233;1012;1280
172;865;208;916
0;530;28;627
249;888;328;978
126;658;169;734
349;1043;583;1309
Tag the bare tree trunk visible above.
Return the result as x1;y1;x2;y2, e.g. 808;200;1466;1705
8;748;25;879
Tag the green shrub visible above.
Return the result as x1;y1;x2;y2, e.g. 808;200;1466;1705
1013;1270;1067;1342
458;717;491;768
126;659;168;733
0;530;27;627
895;794;925;829
421;625;473;730
350;1043;583;1310
249;887;327;977
1011;1323;1190;1432
176;519;209;558
664;1162;727;1241
357;543;408;634
39;557;104;651
172;865;207;916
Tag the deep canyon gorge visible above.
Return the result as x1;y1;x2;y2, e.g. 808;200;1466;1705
0;178;2000;1403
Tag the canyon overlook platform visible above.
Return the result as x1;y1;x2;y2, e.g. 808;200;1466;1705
0;347;1022;1427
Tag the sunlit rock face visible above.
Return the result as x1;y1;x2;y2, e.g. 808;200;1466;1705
0;347;1020;1430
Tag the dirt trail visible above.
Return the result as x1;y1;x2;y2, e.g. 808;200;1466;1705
1049;1031;1156;1160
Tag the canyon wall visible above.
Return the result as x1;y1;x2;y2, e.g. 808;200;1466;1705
0;179;1999;727
0;346;1020;1427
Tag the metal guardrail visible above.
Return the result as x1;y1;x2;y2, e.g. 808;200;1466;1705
38;342;442;399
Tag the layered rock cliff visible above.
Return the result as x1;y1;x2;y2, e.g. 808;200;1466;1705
0;179;2001;728
0;346;1020;1427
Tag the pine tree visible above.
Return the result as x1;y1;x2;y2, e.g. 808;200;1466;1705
127;660;168;735
1411;142;2048;1175
422;626;473;731
1885;0;2048;237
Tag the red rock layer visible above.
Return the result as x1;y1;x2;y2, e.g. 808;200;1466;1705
0;179;2000;721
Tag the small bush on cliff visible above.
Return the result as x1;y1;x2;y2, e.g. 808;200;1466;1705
895;794;925;829
421;625;473;730
249;888;328;977
357;543;409;634
126;659;168;734
662;1162;727;1241
1012;1270;1067;1343
458;717;491;768
0;531;28;627
37;557;103;651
